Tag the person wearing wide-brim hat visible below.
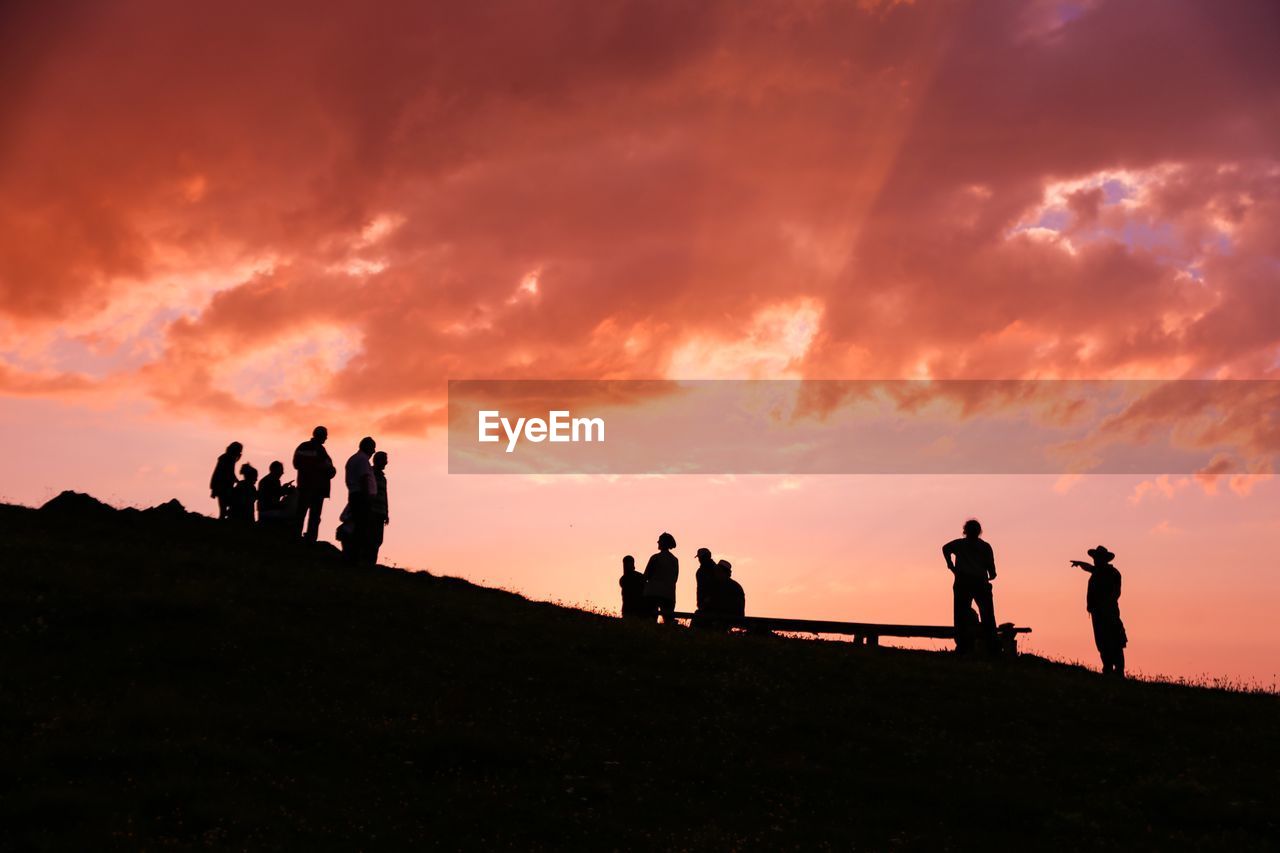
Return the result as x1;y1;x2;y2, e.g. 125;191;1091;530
1070;545;1127;677
644;532;680;625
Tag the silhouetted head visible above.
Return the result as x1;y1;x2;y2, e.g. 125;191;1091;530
717;559;733;578
312;426;328;443
657;531;676;550
226;441;243;458
373;451;388;470
359;436;376;455
239;463;258;484
696;547;714;566
269;460;284;476
1088;545;1115;564
963;518;982;537
622;555;635;571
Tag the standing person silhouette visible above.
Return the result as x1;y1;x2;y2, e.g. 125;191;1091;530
293;426;336;542
618;555;650;619
343;436;377;565
644;532;679;625
1071;546;1127;678
209;442;242;520
693;547;719;628
367;450;390;565
942;519;999;655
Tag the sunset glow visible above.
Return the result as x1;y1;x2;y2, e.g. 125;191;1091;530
2;1;1278;682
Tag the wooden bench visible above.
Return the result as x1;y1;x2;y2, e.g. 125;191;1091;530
670;612;1032;655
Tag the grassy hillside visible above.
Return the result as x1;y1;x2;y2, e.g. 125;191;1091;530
2;493;1277;850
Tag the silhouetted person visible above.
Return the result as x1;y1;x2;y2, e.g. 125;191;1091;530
718;560;745;620
693;547;718;628
367;450;390;565
644;532;679;625
1071;545;1127;678
257;460;290;533
619;555;650;619
343;436;377;565
293;426;336;542
229;463;258;523
210;442;242;520
701;559;746;631
942;518;999;655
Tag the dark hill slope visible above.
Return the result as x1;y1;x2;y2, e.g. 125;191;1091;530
1;494;1277;850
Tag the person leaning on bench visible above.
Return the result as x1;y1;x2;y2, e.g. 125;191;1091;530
942;518;1000;656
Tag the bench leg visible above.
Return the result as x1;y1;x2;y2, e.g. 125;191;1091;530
867;635;879;647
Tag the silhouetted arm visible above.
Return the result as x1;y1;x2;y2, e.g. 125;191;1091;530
987;544;996;580
941;540;957;572
1069;560;1094;573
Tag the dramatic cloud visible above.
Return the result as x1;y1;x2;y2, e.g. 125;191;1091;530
2;0;1278;438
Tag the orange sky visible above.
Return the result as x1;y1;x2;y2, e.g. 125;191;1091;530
2;0;1278;683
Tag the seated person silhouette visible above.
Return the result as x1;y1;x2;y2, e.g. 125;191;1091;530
1070;545;1127;678
229;463;258;523
619;555;651;619
718;560;745;622
257;461;290;533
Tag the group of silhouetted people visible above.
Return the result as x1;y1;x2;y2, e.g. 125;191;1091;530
210;426;391;567
618;532;746;629
612;518;1129;678
943;517;1127;677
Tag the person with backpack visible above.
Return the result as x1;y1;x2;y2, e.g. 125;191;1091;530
209;441;242;520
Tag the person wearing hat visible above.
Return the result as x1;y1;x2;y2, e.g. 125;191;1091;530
692;547;719;629
1071;546;1127;677
716;559;745;623
942;518;999;655
643;532;680;625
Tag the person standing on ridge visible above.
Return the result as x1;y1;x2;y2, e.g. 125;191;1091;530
210;441;242;520
693;547;719;628
619;555;650;619
1070;545;1127;678
644;532;679;625
343;436;377;565
942;518;999;655
293;426;336;542
367;450;390;565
